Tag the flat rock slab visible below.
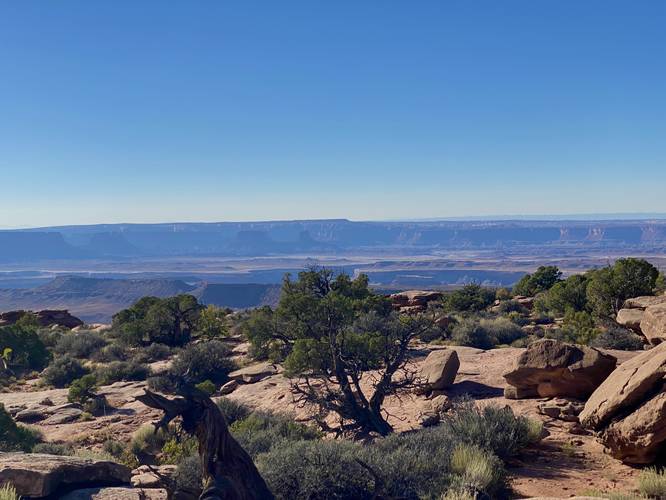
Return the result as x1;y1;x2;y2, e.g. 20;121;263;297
0;453;130;498
229;362;278;383
60;487;168;499
615;308;645;332
623;295;666;310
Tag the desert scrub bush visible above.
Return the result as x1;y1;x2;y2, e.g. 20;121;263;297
0;484;18;500
449;444;504;496
130;424;169;457
68;374;98;404
217;398;252;425
169;340;235;384
92;343;129;362
160;436;198;465
497;300;528;315
33;442;73;455
132;343;172;363
0;325;50;370
73;448;116;461
174;455;203;494
94;361;150;385
590;324;645;351
256;439;374;500
639;467;666;498
41;355;88;387
0;403;41;452
480;317;526;345
54;331;106;358
451;318;494;349
195;379;216;395
230;411;322;458
440;400;538;459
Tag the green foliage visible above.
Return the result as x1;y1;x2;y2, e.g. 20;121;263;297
449;444;504;495
54;332;106;358
538;274;590;315
450;317;525;349
590;324;645;350
15;312;40;330
160;436;198;465
94;361;150;385
174;455;203;494
586;258;660;318
0;325;50;370
216;398;251;425
513;266;562;296
196;305;229;339
0;403;41;452
131;343;172;363
68;374;98;404
92;343;129;362
442;284;496;313
195;379;216;395
557;310;599;345
112;294;203;347
638;467;666;498
42;355;88;387
130;424;168;456
497;300;527;314
241;306;277;360
169;340;235;384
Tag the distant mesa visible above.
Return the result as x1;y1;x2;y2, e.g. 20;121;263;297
0;309;83;329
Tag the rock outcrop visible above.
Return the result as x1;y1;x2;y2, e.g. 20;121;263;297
615;294;666;345
389;290;443;312
579;342;666;463
0;453;130;498
0;309;84;329
229;362;278;384
503;339;616;399
419;349;459;390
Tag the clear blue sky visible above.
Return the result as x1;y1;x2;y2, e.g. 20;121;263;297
0;1;664;227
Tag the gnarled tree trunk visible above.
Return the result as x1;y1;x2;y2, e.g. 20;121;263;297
136;388;274;500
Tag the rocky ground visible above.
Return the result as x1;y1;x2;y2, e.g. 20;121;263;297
0;342;645;498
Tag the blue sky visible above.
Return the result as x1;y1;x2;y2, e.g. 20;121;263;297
0;1;664;227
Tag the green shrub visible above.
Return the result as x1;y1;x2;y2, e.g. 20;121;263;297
0;484;18;500
130;424;168;457
195;379;216;395
256;440;374;500
102;439;126;458
479;317;526;345
32;442;73;455
590;325;645;350
68;374;98;404
42;356;88;387
92;343;129;362
231;412;322;458
169;340;235;384
54;332;106;358
160;436;198;465
94;361;150;385
639;467;666;498
132;343;173;363
174;455;202;494
451;319;494;349
497;300;527;314
0;325;50;370
0;404;41;452
216;398;251;426
449;444;504;495
443;285;496;313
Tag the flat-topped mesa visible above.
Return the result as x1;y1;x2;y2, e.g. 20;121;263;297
503;339;617;400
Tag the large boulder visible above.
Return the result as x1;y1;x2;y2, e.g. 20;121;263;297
0;309;84;329
229;362;278;384
580;342;666;463
420;349;459;390
615;308;645;333
640;305;666;345
623;295;666;310
503;339;616;400
0;453;130;498
389;290;443;312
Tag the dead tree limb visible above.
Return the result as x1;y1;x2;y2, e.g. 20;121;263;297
136;387;274;500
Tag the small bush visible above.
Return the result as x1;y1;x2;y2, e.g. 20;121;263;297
92;343;129;362
0;325;50;370
42;356;88;387
169;340;235;384
130;424;168;457
195;379;216;395
497;300;527;315
32;442;73;455
451;319;494;349
54;332;106;358
160;436;198;465
590;325;645;351
94;361;150;385
217;398;251;426
68;374;98;404
103;439;126;458
0;404;41;452
639;467;666;498
449;444;504;495
480;317;526;345
133;343;173;363
174;455;203;494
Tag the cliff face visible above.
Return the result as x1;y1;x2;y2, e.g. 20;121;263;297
2;219;666;260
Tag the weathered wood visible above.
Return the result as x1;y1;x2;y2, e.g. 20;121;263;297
136;388;274;500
